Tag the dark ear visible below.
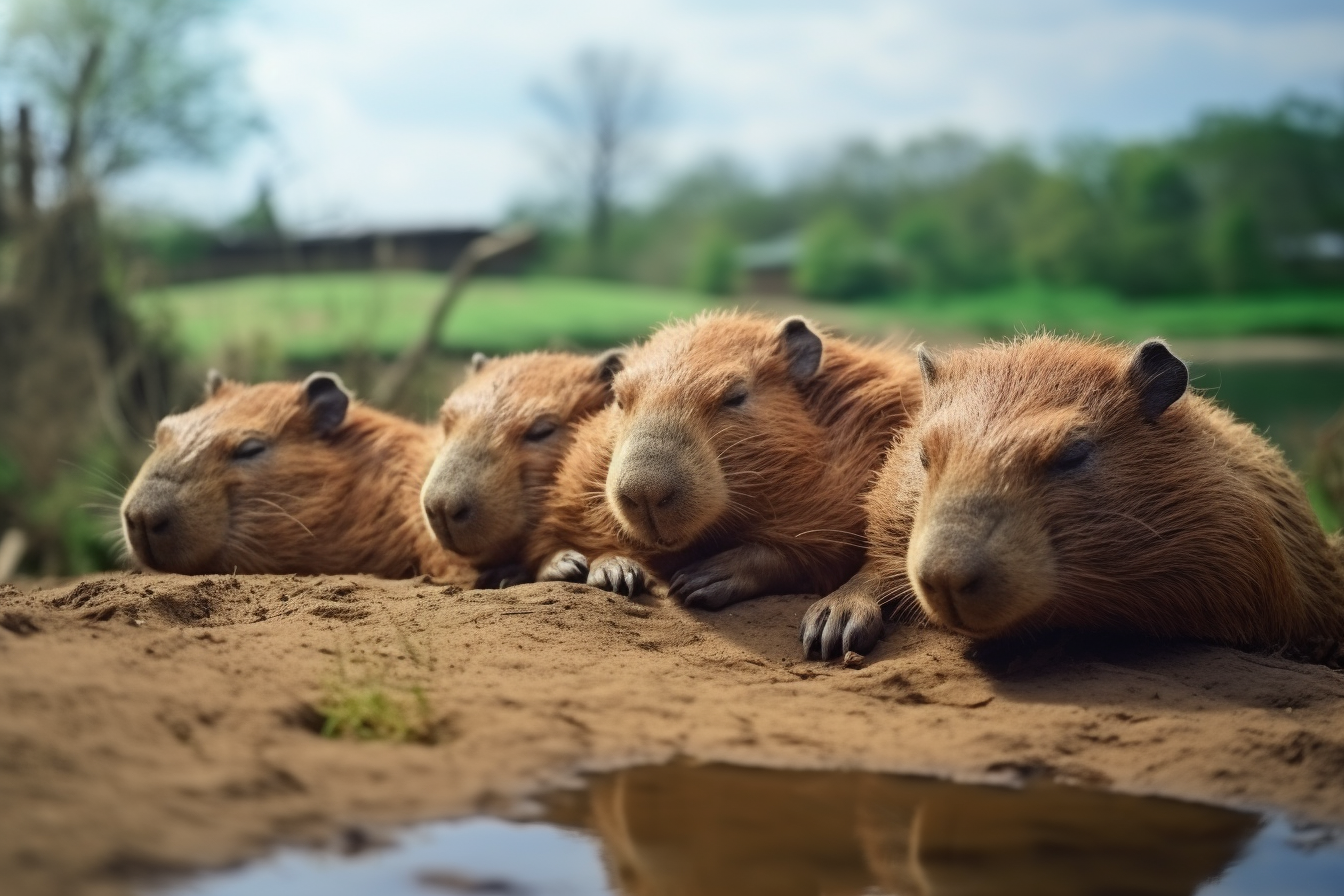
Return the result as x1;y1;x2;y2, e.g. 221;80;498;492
1128;339;1188;422
778;316;823;381
916;344;937;388
302;372;351;436
204;369;225;399
470;352;489;374
594;349;624;383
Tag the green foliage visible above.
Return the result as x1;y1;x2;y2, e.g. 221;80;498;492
5;0;259;183
795;211;890;301
687;225;738;296
530;91;1344;300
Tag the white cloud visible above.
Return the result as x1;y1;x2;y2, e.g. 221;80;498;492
110;0;1344;230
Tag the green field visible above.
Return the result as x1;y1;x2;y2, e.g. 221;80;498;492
132;274;716;360
131;273;1344;362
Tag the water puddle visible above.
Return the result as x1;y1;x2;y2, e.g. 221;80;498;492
162;763;1344;896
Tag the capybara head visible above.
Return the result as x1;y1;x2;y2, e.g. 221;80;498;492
889;336;1190;638
604;313;825;551
421;350;623;565
121;371;358;574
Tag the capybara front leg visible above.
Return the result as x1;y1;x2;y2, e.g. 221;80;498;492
537;549;589;583
587;554;649;597
800;563;887;660
667;543;796;610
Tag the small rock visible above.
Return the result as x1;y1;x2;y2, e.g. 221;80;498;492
842;651;864;669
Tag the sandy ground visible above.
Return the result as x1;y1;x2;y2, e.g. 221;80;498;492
3;572;1344;896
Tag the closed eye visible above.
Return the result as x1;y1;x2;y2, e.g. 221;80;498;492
1050;439;1094;475
524;419;559;442
722;388;748;408
232;438;267;460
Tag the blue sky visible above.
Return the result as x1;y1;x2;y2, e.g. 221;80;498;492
108;0;1344;231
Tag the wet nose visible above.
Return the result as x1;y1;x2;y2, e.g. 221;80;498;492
124;505;171;539
916;551;988;610
617;473;680;519
424;490;475;545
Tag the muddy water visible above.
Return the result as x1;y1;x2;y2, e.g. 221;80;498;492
162;763;1344;896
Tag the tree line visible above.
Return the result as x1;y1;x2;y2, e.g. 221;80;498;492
538;91;1344;301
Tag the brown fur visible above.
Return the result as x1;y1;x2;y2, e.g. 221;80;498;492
121;373;467;579
421;350;619;587
528;311;923;608
802;334;1344;659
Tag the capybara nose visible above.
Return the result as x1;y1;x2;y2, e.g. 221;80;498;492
617;478;679;517
123;500;174;567
916;554;987;612
448;499;472;525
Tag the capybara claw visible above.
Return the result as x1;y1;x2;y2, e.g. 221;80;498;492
800;592;884;661
475;563;531;589
538;549;588;583
587;556;646;597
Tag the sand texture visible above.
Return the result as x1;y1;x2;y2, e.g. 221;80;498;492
2;572;1344;895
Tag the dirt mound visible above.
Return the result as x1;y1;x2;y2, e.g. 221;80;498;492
2;572;1343;896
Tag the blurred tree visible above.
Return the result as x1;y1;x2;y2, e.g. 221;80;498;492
532;47;664;276
1018;175;1111;287
687;224;737;296
3;0;258;193
1106;148;1204;296
795;210;890;301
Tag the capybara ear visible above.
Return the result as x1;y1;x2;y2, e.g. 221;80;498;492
778;316;823;381
916;344;937;387
594;349;624;383
204;369;225;399
301;372;352;436
1129;339;1188;422
470;352;489;374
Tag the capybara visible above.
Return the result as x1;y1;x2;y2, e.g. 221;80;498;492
801;335;1344;659
420;349;623;588
121;370;467;579
526;312;923;608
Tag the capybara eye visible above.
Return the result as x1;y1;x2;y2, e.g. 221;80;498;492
722;388;748;408
919;446;930;470
1050;439;1095;475
232;438;267;460
524;419;559;442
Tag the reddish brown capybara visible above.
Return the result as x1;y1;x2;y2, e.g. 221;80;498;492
526;311;924;608
801;335;1344;659
420;349;623;588
121;371;468;579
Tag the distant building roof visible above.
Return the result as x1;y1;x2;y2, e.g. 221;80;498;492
738;234;799;270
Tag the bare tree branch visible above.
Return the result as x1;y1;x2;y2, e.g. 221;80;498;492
370;227;537;409
531;47;664;275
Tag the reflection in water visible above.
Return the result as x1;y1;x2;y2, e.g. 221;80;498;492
555;764;1258;896
164;763;1344;896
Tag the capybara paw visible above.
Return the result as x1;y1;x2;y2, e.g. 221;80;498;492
538;550;588;583
587;556;646;597
800;592;884;661
475;563;531;589
668;562;746;610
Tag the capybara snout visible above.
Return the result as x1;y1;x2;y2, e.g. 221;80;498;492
607;419;726;550
907;494;1055;636
421;350;622;575
122;476;203;574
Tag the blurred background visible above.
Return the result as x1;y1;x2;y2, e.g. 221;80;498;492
1;0;1342;578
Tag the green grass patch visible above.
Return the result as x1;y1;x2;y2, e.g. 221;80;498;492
844;284;1344;342
319;679;435;743
131;273;1344;363
132;273;717;360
